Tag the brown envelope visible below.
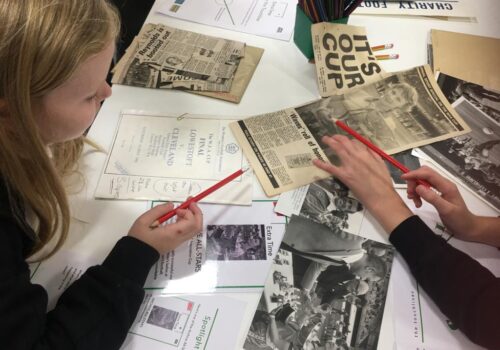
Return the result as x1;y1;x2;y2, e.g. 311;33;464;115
431;29;500;91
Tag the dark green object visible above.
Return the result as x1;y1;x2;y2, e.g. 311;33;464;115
293;5;349;60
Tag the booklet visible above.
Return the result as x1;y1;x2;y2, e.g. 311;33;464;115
144;200;286;293
123;293;247;350
95;110;252;205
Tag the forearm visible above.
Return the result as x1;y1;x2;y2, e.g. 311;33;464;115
390;216;500;349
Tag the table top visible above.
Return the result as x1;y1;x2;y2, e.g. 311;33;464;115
72;1;500;348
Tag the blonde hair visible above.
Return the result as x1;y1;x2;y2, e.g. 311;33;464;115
0;0;120;259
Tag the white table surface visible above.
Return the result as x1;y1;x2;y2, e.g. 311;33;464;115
69;1;500;349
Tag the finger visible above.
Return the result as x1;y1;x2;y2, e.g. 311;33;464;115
366;147;385;166
321;136;350;162
312;158;343;178
401;166;455;194
331;134;358;155
415;185;453;215
139;202;175;224
189;202;203;231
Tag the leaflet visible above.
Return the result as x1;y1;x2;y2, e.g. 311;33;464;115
144;200;286;293
95;111;252;205
123;293;246;350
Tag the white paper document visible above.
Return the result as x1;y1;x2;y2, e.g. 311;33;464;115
157;0;297;41
95;111;252;205
122;292;246;350
353;0;474;19
30;250;92;311
144;200;286;293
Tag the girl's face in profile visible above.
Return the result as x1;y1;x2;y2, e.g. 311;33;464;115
33;42;115;144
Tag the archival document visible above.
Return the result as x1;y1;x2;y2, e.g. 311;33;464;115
312;23;386;97
243;215;394;350
95;111;252;204
144;200;286;293
112;23;245;92
230;65;470;196
420;73;500;210
123;293;246;350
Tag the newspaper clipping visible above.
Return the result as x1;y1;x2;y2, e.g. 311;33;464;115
112;23;245;92
243;215;394;350
230;65;471;196
312;23;386;97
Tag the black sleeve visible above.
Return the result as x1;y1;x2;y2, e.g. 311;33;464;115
0;215;159;350
390;215;500;349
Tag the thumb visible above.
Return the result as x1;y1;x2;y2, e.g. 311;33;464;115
415;185;452;215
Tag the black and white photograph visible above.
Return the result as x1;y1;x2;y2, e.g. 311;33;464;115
146;305;181;331
437;72;500;125
420;74;500;210
244;215;394;350
206;224;267;261
299;178;364;235
294;66;470;161
389;150;421;187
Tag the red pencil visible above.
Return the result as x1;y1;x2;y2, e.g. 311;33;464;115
150;167;248;228
334;119;431;188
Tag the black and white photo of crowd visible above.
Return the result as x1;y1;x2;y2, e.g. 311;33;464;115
244;215;394;350
295;66;466;161
205;224;267;261
421;74;500;209
298;178;363;235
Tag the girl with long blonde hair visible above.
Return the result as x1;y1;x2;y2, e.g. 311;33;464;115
0;1;203;348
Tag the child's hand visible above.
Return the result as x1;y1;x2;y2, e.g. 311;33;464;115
313;135;412;233
402;166;477;241
128;202;203;254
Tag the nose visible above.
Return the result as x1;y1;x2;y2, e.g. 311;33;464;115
98;82;112;103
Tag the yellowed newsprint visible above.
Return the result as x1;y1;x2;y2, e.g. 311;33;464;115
230;65;470;197
312;23;386;97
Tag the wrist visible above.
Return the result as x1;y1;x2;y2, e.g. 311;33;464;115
368;195;413;234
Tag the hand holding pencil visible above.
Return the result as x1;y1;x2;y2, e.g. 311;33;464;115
128;201;203;255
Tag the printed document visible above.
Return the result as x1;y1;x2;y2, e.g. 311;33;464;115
95;111;252;205
353;0;474;19
157;0;297;41
144;200;286;293
123;293;246;350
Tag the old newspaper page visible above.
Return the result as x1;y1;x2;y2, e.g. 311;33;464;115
230;65;470;196
312;23;386;97
112;23;245;92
